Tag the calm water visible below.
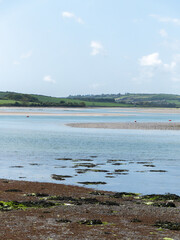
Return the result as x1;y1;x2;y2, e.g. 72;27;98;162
1;107;180;195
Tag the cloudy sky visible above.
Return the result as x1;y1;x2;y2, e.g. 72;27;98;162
0;0;180;96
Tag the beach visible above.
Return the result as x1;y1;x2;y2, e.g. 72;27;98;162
67;122;180;130
0;179;180;240
0;106;180;116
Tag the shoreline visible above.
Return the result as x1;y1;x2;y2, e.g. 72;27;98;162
0;106;180;116
0;179;180;239
67;122;180;130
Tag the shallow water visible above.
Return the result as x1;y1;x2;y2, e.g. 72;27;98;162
0;108;180;194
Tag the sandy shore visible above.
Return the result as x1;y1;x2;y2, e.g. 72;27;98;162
67;122;180;130
0;179;180;240
0;111;131;117
0;107;180;116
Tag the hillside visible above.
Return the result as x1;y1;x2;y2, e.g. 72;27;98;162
0;91;179;107
69;93;180;108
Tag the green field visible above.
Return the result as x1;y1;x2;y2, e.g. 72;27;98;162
0;91;179;108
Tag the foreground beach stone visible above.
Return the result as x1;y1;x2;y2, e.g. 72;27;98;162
0;179;180;239
67;122;180;130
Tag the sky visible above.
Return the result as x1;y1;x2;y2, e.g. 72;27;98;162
0;0;180;97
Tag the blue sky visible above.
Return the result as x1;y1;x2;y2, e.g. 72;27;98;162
0;0;180;96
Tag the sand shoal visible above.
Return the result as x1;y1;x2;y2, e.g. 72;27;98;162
67;122;180;130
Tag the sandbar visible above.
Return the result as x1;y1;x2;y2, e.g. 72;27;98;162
67;122;180;130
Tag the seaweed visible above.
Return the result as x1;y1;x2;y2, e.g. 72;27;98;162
154;221;180;230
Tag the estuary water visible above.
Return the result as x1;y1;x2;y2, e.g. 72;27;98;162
1;107;180;195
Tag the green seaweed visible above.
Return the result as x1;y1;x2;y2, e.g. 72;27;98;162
142;193;180;201
154;221;180;230
0;200;56;211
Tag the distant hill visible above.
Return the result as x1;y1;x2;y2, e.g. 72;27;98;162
0;91;179;108
68;93;180;108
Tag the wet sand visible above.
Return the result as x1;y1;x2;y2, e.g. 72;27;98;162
0;179;180;240
0;107;180;116
67;122;180;130
0;111;130;116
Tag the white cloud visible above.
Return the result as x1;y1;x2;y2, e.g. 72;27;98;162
150;14;180;25
43;75;56;84
159;29;168;38
21;50;32;59
62;11;84;24
163;61;176;71
139;52;162;66
90;41;104;56
13;61;20;65
62;12;74;18
135;52;179;84
139;52;177;71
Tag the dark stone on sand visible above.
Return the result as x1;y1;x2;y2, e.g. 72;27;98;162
73;163;97;168
137;162;153;164
100;200;119;206
55;158;72;160
79;219;103;225
36;193;49;197
107;159;127;163
89;191;105;196
114;169;129;173
54;166;67;168
78;159;94;161
154;221;180;230
5;189;22;193
51;174;73;181
153;202;176;208
56;219;72;223
112;192;138;198
75;169;88;174
112;163;125;166
78;181;107;185
131;218;142;223
143;164;156;167
149;170;167;172
29;163;41;166
88;169;109;173
9;166;24;168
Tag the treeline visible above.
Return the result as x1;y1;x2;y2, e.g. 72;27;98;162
68;97;115;103
10;101;86;108
0;92;86;107
117;100;176;108
68;93;122;99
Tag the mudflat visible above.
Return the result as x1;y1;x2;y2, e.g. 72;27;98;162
67;122;180;130
0;179;180;240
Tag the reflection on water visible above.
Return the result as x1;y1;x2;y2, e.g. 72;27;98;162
0;108;180;194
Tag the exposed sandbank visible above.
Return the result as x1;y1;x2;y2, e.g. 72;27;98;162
67;122;180;130
0;107;180;116
0;111;130;116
